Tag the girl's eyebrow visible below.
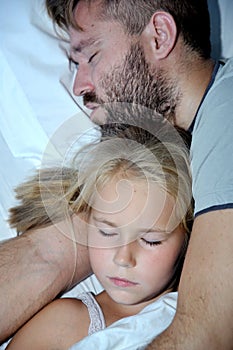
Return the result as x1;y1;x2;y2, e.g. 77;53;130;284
139;230;169;240
144;228;168;234
93;216;117;228
93;216;169;235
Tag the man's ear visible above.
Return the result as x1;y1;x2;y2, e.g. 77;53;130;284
145;11;177;59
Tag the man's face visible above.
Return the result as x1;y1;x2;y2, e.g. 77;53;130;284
70;0;179;124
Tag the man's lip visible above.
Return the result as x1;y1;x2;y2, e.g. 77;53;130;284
84;102;99;111
108;277;138;287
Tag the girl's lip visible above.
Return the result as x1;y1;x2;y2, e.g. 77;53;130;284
108;277;138;287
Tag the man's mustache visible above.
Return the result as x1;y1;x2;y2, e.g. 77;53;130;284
83;92;102;106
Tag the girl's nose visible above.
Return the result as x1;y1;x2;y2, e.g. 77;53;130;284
113;242;136;268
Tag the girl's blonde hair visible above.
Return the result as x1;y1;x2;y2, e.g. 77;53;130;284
70;124;192;232
9;123;193;236
9;122;192;291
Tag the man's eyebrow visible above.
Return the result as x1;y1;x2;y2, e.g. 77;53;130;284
71;37;97;54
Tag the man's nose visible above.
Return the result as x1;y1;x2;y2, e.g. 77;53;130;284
73;64;95;96
113;242;136;268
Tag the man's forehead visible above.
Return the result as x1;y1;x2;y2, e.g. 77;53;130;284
70;0;104;49
74;0;103;28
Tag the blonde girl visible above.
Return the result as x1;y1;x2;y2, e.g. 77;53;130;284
7;123;193;350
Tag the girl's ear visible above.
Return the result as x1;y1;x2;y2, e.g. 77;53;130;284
144;11;177;59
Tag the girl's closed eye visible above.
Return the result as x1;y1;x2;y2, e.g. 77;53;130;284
140;237;162;247
98;229;118;238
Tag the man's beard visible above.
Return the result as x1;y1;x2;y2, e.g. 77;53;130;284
84;41;181;125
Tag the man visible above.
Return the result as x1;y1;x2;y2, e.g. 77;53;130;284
0;0;233;349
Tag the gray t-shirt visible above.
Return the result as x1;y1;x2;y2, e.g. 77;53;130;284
190;58;233;216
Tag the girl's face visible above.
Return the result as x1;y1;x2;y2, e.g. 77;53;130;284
88;177;186;307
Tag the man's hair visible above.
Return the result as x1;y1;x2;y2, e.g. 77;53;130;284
46;0;211;58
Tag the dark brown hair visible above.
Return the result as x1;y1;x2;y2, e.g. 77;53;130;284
46;0;211;58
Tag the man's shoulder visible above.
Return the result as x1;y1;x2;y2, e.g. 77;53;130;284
215;58;233;80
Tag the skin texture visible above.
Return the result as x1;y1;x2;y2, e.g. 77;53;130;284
6;178;186;349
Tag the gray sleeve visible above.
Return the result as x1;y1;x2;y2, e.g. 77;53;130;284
191;60;233;215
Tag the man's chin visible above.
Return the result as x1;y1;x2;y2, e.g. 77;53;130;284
89;107;108;125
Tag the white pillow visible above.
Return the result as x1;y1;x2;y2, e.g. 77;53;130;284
0;0;94;240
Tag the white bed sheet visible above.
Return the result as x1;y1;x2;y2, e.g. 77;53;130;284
69;292;177;350
0;0;94;240
0;2;100;348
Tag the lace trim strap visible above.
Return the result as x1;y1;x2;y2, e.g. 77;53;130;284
77;292;106;335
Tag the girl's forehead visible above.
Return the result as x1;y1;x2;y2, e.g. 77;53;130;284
95;176;149;201
89;178;178;232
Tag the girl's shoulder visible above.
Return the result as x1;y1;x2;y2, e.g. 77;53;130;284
7;297;90;350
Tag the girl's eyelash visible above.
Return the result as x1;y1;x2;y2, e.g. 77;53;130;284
141;238;162;246
98;230;162;245
99;229;116;237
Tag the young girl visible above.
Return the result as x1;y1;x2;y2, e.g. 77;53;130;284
7;124;193;350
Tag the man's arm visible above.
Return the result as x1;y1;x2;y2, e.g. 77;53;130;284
147;209;233;349
0;216;92;344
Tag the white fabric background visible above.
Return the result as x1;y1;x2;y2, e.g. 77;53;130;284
0;0;95;240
